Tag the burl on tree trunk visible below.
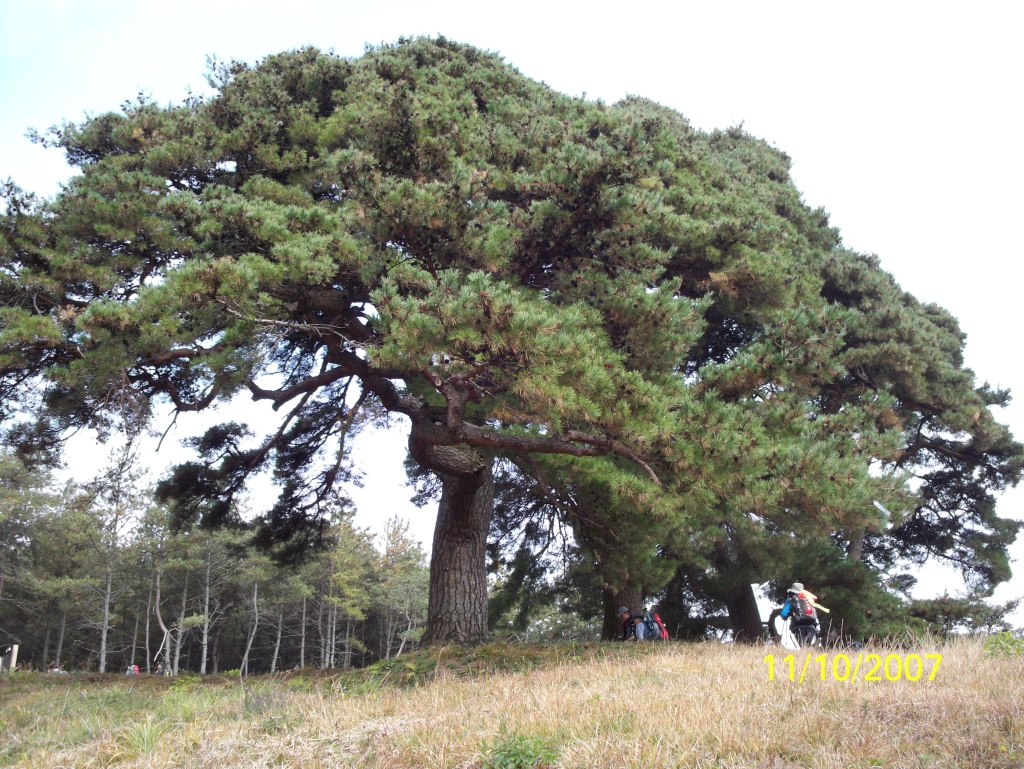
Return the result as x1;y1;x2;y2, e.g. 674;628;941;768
420;463;494;646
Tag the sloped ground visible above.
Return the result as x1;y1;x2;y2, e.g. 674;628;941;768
1;639;1021;768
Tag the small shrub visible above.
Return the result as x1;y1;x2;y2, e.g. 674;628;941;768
984;631;1024;656
480;727;561;769
171;672;201;690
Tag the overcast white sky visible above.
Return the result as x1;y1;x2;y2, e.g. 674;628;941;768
2;1;1022;615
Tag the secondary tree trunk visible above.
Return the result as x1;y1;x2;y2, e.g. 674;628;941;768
421;464;494;646
200;553;213;675
602;586;644;640
299;596;306;669
98;568;113;673
240;585;260;675
172;574;188;675
144;575;153;673
724;582;763;643
129;600;141;666
270;606;283;673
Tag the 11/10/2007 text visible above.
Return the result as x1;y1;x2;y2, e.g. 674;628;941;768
764;653;942;683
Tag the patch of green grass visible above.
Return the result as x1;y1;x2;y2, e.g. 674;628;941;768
479;727;561;769
120;716;163;755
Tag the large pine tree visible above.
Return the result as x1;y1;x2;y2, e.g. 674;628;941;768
2;38;1019;644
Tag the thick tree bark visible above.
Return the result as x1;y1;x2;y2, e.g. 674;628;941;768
847;526;866;562
421;463;494;646
602;586;644;640
724;582;763;643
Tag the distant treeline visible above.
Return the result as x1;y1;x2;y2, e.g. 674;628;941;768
0;450;430;674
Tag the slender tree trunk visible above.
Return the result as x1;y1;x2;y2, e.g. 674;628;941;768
144;574;153;673
317;596;326;669
724;582;764;643
211;627;221;675
129;600;141;666
395;611;416;658
421;465;494;646
200;555;213;674
99;567;113;673
300;597;306;669
343;617;353;669
54;609;68;666
240;583;260;676
270;607;283;673
329;602;337;669
601;586;644;640
173;575;188;675
42;623;51;668
153;568;170;668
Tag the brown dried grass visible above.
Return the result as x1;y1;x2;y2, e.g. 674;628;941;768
3;638;1023;768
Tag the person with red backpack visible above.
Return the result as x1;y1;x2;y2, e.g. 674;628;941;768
780;582;820;645
617;606;669;641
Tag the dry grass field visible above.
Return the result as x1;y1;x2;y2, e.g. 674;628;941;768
1;638;1022;768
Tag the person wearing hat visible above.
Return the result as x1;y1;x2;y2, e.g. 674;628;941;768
617;606;648;641
780;582;819;645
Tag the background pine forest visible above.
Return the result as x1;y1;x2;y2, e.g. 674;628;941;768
0;448;440;675
1;444;1017;676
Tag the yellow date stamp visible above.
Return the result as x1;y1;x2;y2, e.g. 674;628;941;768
764;653;942;683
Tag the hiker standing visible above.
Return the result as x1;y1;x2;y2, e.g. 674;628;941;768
781;582;819;645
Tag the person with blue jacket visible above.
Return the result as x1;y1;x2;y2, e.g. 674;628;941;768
780;582;819;645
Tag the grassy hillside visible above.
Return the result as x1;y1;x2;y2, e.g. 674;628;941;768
1;638;1022;768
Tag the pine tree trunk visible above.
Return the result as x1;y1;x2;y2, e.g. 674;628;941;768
317;596;325;669
55;609;67;666
421;465;494;646
343;617;353;669
328;602;336;669
724;582;763;643
144;575;153;673
299;596;306;669
153;567;170;668
173;575;188;675
847;526;865;562
241;583;260;676
602;586;644;640
130;600;141;666
270;607;283;673
200;556;212;674
211;628;221;675
98;569;113;671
